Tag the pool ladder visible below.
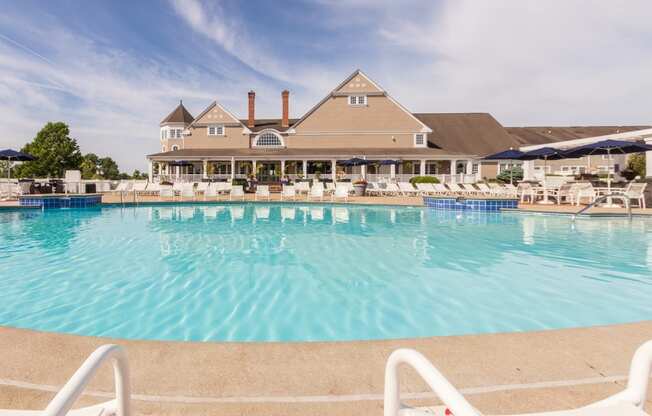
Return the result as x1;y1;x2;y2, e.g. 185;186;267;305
572;193;632;221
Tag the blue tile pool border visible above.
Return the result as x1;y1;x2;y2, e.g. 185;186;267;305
423;196;518;212
19;194;102;209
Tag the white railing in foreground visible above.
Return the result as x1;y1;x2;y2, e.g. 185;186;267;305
40;344;130;416
384;340;652;416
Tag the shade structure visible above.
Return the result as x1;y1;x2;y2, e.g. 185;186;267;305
563;139;652;206
0;149;35;179
339;157;370;167
483;149;526;185
375;159;402;166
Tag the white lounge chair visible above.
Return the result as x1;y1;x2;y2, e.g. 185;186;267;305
307;185;324;201
281;185;296;201
255;185;270;201
295;181;310;195
398;182;419;196
383;183;401;196
433;183;450;195
367;182;384;196
159;185;174;201
384;340;652;416
179;183;195;200
325;182;336;195
415;183;437;196
230;185;245;201
204;183;218;201
0;344;130;416
332;185;349;202
195;182;209;198
619;182;647;208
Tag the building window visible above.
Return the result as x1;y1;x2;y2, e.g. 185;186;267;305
253;131;284;148
414;133;426;147
160;129;166;140
171;145;179;151
207;124;224;136
348;95;367;106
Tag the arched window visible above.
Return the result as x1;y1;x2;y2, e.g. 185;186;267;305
253;131;284;148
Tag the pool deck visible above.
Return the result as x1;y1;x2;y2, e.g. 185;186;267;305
2;322;651;415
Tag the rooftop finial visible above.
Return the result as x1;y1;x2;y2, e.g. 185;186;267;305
180;99;183;105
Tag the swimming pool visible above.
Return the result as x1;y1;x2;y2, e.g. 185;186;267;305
1;204;651;342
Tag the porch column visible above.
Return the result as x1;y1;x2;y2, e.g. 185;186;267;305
331;159;337;180
175;165;180;180
202;160;208;179
252;160;257;177
230;157;235;181
302;160;308;177
466;160;473;175
361;164;367;179
147;160;153;182
419;159;426;176
390;163;396;179
523;160;535;180
646;138;652;178
281;160;286;176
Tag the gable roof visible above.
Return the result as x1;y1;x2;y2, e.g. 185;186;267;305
414;113;521;156
288;69;432;134
160;101;194;125
189;100;248;128
506;126;651;147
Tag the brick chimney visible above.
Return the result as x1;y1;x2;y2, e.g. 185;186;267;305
247;90;255;128
281;90;289;128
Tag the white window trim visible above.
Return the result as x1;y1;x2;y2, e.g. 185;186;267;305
207;124;225;136
413;133;427;148
252;130;285;148
348;95;367;106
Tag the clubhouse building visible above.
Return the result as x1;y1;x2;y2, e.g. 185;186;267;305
147;70;651;183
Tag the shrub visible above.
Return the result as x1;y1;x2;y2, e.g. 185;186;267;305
496;167;523;184
628;153;646;178
409;176;440;184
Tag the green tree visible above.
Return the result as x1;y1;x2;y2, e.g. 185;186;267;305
131;169;148;180
15;122;83;178
80;153;100;179
98;157;120;179
628;153;646;178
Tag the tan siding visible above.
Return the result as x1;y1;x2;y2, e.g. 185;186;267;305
335;73;382;94
481;162;499;179
183;126;250;149
194;104;240;124
293;95;423;134
163;139;184;151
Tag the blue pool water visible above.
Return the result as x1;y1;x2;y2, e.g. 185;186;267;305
1;204;651;342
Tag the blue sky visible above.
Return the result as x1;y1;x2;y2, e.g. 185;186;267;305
1;0;651;171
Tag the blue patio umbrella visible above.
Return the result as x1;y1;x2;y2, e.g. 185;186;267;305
339;157;370;166
483;149;526;184
375;159;402;165
0;149;36;179
563;139;652;198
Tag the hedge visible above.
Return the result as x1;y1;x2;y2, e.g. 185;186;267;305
409;176;440;184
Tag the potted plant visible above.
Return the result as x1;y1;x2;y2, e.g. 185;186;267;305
352;179;368;196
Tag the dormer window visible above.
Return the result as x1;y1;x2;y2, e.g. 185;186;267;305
207;124;225;136
161;127;183;139
414;133;426;148
253;131;284;148
348;95;367;106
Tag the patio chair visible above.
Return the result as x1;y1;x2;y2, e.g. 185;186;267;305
230;185;245;201
618;182;647;208
475;183;495;196
325;182;336;195
255;185;270;201
367;182;385;196
0;344;131;416
433;183;450;195
398;182;419;196
518;183;536;203
132;181;148;202
307;185;324;201
447;183;470;196
172;182;184;196
383;183;401;196
384;339;652;416
204;183;218;201
415;183;435;195
281;185;296;201
159;185;174;201
179;183;195;201
195;182;209;198
332;185;349;202
295;181;310;195
575;183;596;206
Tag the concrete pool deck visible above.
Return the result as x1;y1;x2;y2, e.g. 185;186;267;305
1;322;652;415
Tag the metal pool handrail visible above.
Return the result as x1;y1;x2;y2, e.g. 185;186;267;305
43;344;131;416
572;193;632;221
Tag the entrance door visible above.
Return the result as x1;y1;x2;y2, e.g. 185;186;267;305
258;162;281;182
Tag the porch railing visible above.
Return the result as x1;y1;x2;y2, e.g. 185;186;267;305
152;173;479;184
